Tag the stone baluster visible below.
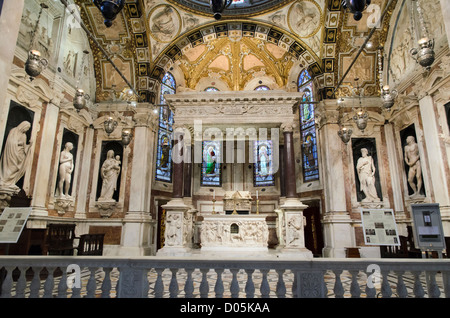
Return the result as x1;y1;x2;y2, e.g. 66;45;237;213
29;267;42;298
412;271;425;298
443;271;450;298
292;272;298;298
333;270;345;298
199;268;209;298
15;267;27;298
154;268;164;298
395;271;408;298
57;268;68;298
426;271;441;298
349;270;361;298
101;267;113;298
184;268;195;298
230;269;240;298
43;267;55;298
169;268;179;298
260;269;270;298
380;270;392;298
214;269;224;298
86;267;97;298
0;266;14;298
245;269;255;298
365;279;377;298
276;269;286;298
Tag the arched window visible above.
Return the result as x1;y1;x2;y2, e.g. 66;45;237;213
255;85;270;91
160;72;176;104
298;69;319;182
205;87;219;92
201;140;222;187
253;140;275;187
155;72;176;183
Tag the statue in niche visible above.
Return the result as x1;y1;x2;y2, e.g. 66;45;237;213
57;142;74;198
0;121;33;192
404;136;423;198
356;148;380;203
98;150;121;202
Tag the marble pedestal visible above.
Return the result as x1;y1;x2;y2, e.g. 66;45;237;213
157;198;192;256
277;198;313;259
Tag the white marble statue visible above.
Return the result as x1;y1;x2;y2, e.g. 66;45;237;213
0;121;33;192
57;142;74;198
98;150;121;202
404;136;423;197
356;148;380;203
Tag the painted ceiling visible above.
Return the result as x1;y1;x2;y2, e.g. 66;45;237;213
72;0;394;103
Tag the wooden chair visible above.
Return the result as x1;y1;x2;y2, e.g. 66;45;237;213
76;234;105;256
46;224;77;255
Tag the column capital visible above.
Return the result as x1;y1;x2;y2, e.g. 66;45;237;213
281;121;296;133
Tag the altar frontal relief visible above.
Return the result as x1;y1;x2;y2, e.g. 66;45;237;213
360;208;400;246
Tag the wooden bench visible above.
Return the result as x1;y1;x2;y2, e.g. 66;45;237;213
77;234;105;256
46;224;76;256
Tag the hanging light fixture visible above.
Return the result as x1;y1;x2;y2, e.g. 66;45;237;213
93;0;125;27
73;50;90;112
377;47;397;109
104;116;118;135
336;98;353;144
73;88;90;112
409;0;435;71
121;129;133;147
352;79;369;132
210;0;232;20
25;3;49;80
341;0;371;21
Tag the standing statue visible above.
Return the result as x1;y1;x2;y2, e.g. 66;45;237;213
57;142;74;198
404;136;423;197
0;121;33;192
356;148;380;202
98;150;121;202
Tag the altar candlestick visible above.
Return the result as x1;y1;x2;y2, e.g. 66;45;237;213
256;191;258;200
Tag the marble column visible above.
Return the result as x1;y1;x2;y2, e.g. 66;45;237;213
30;102;60;219
157;125;192;256
317;103;353;258
282;123;298;198
74;127;94;219
277;122;312;259
120;110;156;256
0;0;24;110
419;95;450;223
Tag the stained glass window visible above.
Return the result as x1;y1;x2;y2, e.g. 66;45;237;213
205;87;219;92
155;72;175;183
298;70;319;182
201;141;221;187
255;85;270;91
253;140;275;187
160;72;176;104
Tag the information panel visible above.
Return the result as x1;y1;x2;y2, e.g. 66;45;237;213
411;203;446;251
360;208;400;246
0;207;32;243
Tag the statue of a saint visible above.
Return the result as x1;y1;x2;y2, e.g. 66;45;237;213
404;136;423;197
356;148;380;202
0;121;33;192
98;150;121;202
57;142;74;198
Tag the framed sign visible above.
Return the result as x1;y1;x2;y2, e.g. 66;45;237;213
360;208;400;246
411;203;446;251
0;207;32;243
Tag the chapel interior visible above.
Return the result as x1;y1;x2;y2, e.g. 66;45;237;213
0;0;449;259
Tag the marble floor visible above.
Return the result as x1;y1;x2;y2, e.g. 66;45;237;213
11;267;446;298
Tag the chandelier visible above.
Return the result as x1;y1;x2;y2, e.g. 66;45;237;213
93;0;125;27
337;98;353;144
377;47;397;109
341;0;371;21
210;0;232;20
352;79;369;132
